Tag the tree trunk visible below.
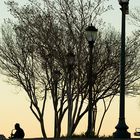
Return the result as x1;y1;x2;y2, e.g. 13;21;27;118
54;112;60;138
40;117;47;138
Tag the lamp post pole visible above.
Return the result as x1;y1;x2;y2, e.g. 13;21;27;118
66;51;75;137
87;41;94;137
53;69;61;138
85;25;98;137
113;0;131;138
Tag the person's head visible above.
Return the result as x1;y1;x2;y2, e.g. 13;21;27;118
15;123;20;130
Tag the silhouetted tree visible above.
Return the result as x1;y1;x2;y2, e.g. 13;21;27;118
129;7;140;28
0;23;47;138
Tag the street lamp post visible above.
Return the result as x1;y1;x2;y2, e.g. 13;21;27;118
53;69;61;138
66;51;75;137
113;0;131;138
85;24;98;137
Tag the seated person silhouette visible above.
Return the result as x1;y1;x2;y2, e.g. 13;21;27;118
10;123;25;139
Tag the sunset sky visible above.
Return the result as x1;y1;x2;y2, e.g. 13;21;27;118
0;0;140;138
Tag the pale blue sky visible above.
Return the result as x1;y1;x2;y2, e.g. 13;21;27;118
0;0;140;138
101;0;140;34
0;0;139;34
